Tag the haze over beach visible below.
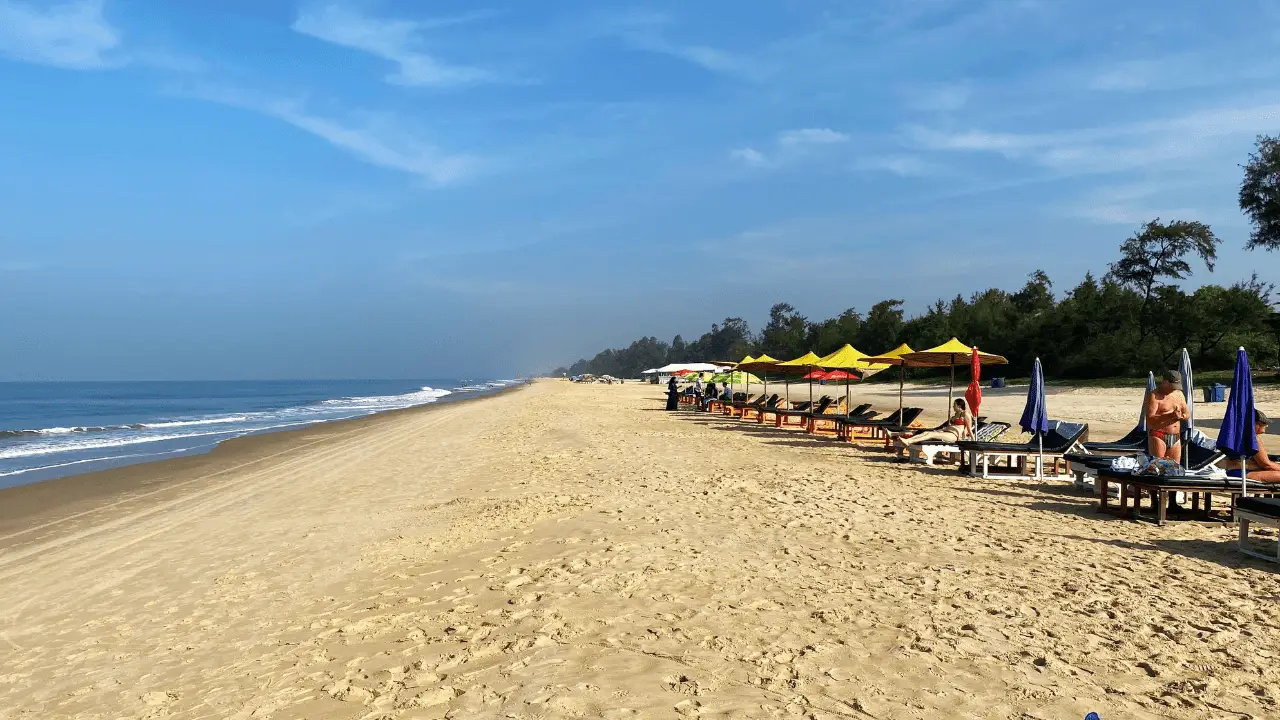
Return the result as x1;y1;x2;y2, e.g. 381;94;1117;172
3;1;1280;718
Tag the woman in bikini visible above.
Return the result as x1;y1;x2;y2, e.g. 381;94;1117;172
1146;369;1189;461
895;398;974;457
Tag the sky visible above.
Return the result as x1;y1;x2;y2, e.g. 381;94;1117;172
1;0;1279;380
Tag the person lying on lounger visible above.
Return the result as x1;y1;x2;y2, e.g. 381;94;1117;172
893;398;974;456
1146;370;1190;461
1230;410;1280;483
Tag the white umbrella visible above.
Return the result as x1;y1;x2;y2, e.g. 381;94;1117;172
1179;349;1195;469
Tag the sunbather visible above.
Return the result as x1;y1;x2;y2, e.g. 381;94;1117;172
1228;410;1280;483
1146;370;1189;461
894;399;973;456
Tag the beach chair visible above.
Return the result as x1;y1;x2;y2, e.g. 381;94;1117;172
807;397;851;436
726;394;758;418
1236;496;1280;563
1081;425;1148;454
905;421;1011;466
1067;441;1223;491
775;396;833;429
839;407;925;442
1095;468;1280;526
958;421;1089;480
742;394;779;422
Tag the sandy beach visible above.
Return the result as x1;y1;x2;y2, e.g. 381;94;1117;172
3;379;1280;719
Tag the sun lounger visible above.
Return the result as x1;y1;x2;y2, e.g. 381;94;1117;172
774;396;834;429
906;421;1011;466
958;421;1088;480
837;407;925;442
1095;468;1279;526
1082;425;1148;454
1237;496;1280;563
1067;442;1224;491
743;394;780;422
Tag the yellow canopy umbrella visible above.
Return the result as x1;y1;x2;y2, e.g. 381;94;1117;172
811;345;878;411
739;354;781;401
773;351;825;408
862;344;916;422
901;338;1008;414
730;356;755;401
862;343;915;365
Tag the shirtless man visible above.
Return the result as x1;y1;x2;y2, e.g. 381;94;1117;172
1232;410;1280;483
1146;369;1190;461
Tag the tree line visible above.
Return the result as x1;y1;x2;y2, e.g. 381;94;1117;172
557;135;1280;381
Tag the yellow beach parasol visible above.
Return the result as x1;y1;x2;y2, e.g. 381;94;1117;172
862;344;916;422
901;338;1008;414
774;351;824;408
739;354;781;401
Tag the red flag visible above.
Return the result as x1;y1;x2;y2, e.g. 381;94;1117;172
965;347;983;417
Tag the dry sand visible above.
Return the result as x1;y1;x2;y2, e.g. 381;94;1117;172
2;380;1279;719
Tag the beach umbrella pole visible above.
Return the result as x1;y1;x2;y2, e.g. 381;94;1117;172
898;365;905;423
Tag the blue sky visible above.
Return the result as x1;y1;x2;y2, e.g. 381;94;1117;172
1;0;1278;380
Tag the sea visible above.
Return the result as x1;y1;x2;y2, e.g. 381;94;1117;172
0;379;522;489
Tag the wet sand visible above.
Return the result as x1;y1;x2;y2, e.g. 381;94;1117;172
2;379;1278;719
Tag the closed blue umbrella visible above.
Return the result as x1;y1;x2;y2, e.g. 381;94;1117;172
1179;348;1195;467
1019;358;1050;478
1216;347;1258;496
1136;371;1156;432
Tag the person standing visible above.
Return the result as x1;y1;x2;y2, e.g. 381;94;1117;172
1146;370;1190;461
665;376;680;411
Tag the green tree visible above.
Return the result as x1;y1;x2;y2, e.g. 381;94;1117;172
860;300;905;353
1105;218;1221;345
1240;134;1280;251
760;302;809;359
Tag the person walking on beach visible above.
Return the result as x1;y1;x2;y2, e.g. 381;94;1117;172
1146;370;1190;461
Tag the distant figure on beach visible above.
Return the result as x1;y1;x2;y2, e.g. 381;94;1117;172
1146;370;1189;461
1232;410;1280;483
666;376;679;410
703;382;717;410
693;377;703;402
894;398;973;456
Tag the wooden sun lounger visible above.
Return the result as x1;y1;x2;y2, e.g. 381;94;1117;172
773;397;834;429
837;407;925;442
1082;425;1148;454
905;421;1011;466
957;422;1088;480
1237;496;1280;562
1095;469;1280;526
1066;443;1224;491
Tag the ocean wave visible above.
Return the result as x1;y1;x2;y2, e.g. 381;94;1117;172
0;381;511;473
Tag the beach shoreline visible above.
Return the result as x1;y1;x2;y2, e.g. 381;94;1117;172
0;381;528;544
3;379;1279;719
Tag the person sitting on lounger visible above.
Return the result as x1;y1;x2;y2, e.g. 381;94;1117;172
1229;410;1280;483
894;398;974;456
1146;370;1190;461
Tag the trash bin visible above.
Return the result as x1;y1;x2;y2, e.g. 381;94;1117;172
1210;383;1226;402
990;377;1005;389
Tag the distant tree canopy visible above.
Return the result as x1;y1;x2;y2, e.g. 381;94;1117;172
555;222;1279;380
1240;134;1280;251
555;146;1280;379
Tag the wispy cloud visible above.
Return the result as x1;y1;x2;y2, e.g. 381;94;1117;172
179;84;479;186
0;0;120;70
904;81;972;112
908;100;1280;175
728;147;770;168
731;128;850;169
599;10;763;79
292;3;496;87
854;155;940;177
